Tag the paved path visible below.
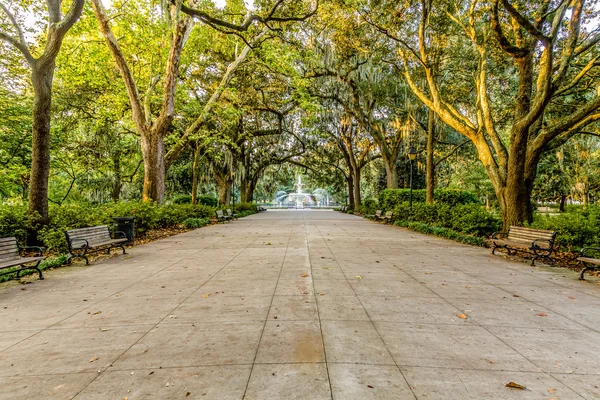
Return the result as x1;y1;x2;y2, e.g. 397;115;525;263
1;210;600;399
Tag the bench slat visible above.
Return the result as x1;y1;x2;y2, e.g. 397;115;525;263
0;237;17;244
509;226;555;234
0;256;44;270
67;230;110;238
578;257;600;266
509;230;555;238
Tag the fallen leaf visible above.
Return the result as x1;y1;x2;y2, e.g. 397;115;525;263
547;388;556;394
465;286;471;288
355;275;363;279
89;357;99;363
201;294;210;298
536;313;548;317
186;393;191;397
505;382;526;390
456;313;467;319
513;295;520;298
266;242;272;245
93;311;101;315
301;274;309;277
367;385;374;388
323;267;332;271
99;327;108;332
568;296;575;299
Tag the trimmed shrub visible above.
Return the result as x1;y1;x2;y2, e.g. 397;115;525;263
183;217;210;228
390;202;500;237
529;207;600;251
198;195;218;207
0;201;217;252
172;194;192;204
360;199;378;215
236;202;257;212
393;220;486;247
379;189;480;210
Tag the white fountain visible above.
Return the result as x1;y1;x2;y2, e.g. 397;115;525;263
272;176;330;209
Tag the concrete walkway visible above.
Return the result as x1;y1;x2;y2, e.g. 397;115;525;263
1;210;599;399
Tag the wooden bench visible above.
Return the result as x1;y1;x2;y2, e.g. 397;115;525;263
226;209;238;220
0;237;44;280
65;226;127;265
215;210;231;223
366;210;382;220
577;247;600;280
257;206;267;212
378;211;394;223
490;226;557;266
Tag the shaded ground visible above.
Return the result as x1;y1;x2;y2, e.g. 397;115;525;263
1;210;599;399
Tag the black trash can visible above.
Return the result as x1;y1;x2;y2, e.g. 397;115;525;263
113;217;135;245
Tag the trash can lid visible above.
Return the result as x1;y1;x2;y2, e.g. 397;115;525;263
112;216;135;222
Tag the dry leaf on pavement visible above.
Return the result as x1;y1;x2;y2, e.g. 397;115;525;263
505;382;526;390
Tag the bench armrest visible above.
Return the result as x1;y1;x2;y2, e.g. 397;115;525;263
18;245;43;257
580;247;600;258
111;231;127;240
70;238;90;249
532;238;554;249
491;232;508;239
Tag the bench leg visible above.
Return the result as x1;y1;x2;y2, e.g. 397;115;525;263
579;267;591;280
33;260;43;280
68;253;89;266
120;244;126;255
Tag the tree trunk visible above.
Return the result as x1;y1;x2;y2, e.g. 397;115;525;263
112;150;121;202
352;166;361;212
382;154;398;189
191;143;201;205
426;109;435;203
28;64;55;224
347;173;355;208
217;180;232;205
497;176;534;230
141;132;165;203
559;194;566;212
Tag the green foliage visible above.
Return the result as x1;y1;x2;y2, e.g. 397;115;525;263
198;196;218;207
529;207;600;250
390;202;501;237
0;204;29;242
0;202;217;252
359;199;378;215
379;189;480;210
173;194;192;204
393;220;486;247
236;202;257;212
183;217;211;228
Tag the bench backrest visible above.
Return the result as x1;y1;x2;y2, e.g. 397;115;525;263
0;237;19;262
65;226;111;248
508;226;556;246
226;209;233;216
384;211;393;218
375;210;382;217
216;210;224;217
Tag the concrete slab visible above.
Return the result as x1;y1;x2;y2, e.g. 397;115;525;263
1;210;599;399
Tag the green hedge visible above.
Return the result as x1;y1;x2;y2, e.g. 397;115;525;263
390;202;501;237
0;201;217;252
183;217;211;228
529;206;600;251
379;189;480;210
393;220;486;247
